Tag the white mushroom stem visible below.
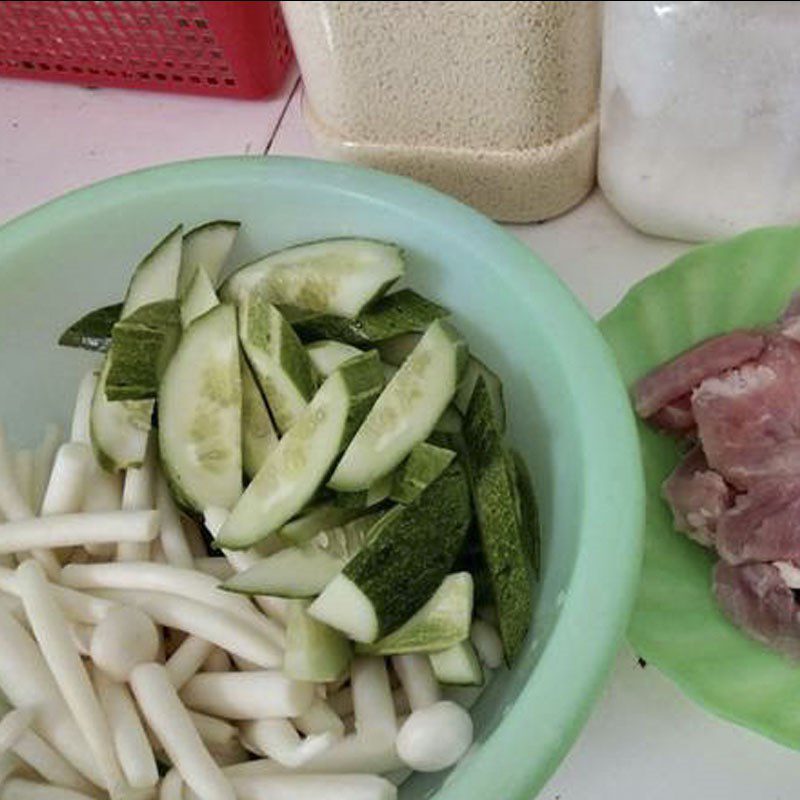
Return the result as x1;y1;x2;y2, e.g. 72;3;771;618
68;624;93;658
90;589;281;669
293;699;345;739
70;372;97;445
164;638;215;691
15;561;125;795
351;658;397;741
13;453;35;512
158;769;183;800
0;752;24;786
117;441;156;563
129;664;235;800
41;444;92;518
154;477;193;571
0;606;102;786
61;563;284;648
239;720;334;767
187;713;237;750
0;568;115;625
0;593;25;625
180;672;314;720
208;773;397;800
0;426;32;522
470;619;503;669
0;779;99;800
192;559;233;581
201;649;231;673
81;466;123;559
229;655;261;673
220;549;290;625
0;708;34;755
0;512;159;554
32;424;63;513
94;670;158;790
391;655;440;711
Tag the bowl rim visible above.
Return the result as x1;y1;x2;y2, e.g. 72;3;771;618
0;155;644;798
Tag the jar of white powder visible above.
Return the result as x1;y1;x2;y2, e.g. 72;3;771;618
599;2;800;242
282;1;601;223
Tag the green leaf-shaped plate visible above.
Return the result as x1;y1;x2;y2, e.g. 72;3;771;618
600;225;800;748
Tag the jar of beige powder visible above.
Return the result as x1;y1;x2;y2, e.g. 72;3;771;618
282;1;601;223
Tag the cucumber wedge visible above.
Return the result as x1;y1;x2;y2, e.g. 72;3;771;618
454;357;505;431
287;290;448;346
159;304;243;513
58;303;122;352
464;376;532;664
309;461;472;643
217;351;384;549
181;267;220;328
105;300;182;401
178;220;240;296
429;640;483;686
241;358;278;481
222;546;344;598
513;451;541;577
121;225;183;317
285;601;352;683
377;332;422;366
333;473;392;510
390;442;455;504
239;290;318;433
329;320;467;492
306;341;363;377
358;573;473;655
278;503;363;546
434;406;463;436
221;238;403;317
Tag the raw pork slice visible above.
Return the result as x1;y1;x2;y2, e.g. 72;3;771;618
648;394;695;433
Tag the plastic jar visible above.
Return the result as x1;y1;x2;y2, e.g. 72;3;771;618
599;2;800;242
282;1;601;223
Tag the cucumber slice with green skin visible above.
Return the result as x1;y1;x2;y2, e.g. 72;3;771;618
178;220;240;297
429;640;483;686
105;300;182;401
328;320;468;492
309;460;472;643
455;524;493;607
357;573;473;656
377;332;422;366
90;358;153;471
58;303;122;352
287;290;448;346
159;304;243;514
181;267;220;328
306;340;364;377
221;238;404;317
513;451;541;578
278;503;363;546
464;376;532;664
222;546;344;598
390;442;455;505
241;358;278;481
454;357;506;432
333;473;392;510
239;291;318;433
121;225;183;317
217;351;384;549
285;601;352;683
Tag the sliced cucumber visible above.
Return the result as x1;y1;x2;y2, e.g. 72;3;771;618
358;573;473;655
390;442;455;505
181;267;220;328
222;546;344;598
434;406;463;435
121;225;183;317
513;451;541;577
217;351;384;549
329;320;467;492
306;340;363;377
454;357;505;431
58;303;122;352
178;220;240;296
464;376;532;664
90;358;153;471
429;640;483;686
105;300;182;401
309;461;472;643
239;290;317;433
377;332;422;366
159;304;243;513
278;503;363;546
333;473;392;510
221;238;403;317
241;358;278;481
287;289;448;346
285;601;352;683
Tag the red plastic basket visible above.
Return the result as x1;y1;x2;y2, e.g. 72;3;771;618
0;1;293;99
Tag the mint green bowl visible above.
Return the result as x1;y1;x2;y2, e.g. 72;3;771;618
0;157;643;799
